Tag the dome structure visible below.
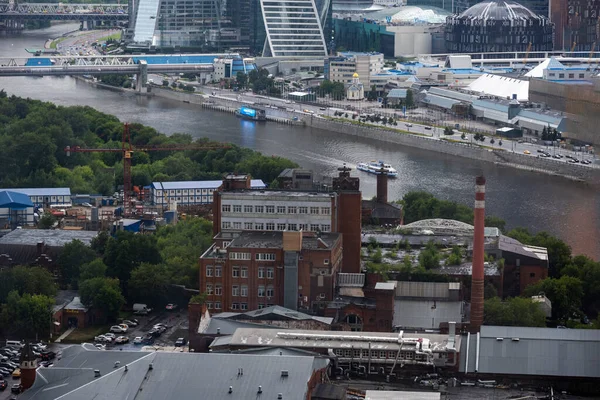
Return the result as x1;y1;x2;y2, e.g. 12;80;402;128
353;72;359;78
445;0;553;53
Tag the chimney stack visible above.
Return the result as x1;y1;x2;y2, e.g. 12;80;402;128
376;169;388;204
470;176;486;333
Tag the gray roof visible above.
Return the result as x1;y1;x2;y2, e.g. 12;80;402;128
0;229;98;247
151;179;266;190
227;231;341;251
387;89;408;98
393;299;464;330
21;345;328;400
64;296;88;312
460;326;600;378
0;187;71;196
220;305;333;324
365;391;441;400
201;317;281;335
496;235;548;261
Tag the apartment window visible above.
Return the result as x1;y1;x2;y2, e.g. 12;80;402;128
206;302;213;310
258;285;265;297
568;73;574;79
579;73;585;78
214;301;222;310
215;266;222;277
240;303;248;310
288;223;297;231
241;267;248;278
222;221;231;229
232;267;240;278
321;224;331;232
244;205;253;213
233;222;241;229
241;285;248;297
267;267;274;279
258;267;265;279
206;284;213;295
232;285;239;296
266;205;275;213
266;223;275;231
310;207;319;214
321;207;330;215
299;206;308;214
215;284;222;296
230;252;251;260
277;206;286;214
244;222;253;230
266;285;274;298
222;241;231;248
530;272;536;278
233;205;242;213
256;253;276;261
559;73;565;78
222;205;231;212
288;206;297;214
255;223;264;230
277;223;286;231
258;304;265;310
255;205;264;213
206;266;213;277
231;303;239;310
310;224;320;232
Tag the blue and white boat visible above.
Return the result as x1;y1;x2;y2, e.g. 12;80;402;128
357;161;398;177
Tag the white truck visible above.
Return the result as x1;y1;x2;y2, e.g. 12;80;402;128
133;303;152;315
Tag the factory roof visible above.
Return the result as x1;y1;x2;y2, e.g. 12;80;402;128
393;299;463;330
224;231;341;250
0;229;98;247
0;190;34;210
433;262;501;276
216;305;333;324
496;235;548;261
200;316;280;335
460;326;600;378
365;390;441;400
151;179;266;190
0;187;71;196
467;74;529;101
20;344;328;400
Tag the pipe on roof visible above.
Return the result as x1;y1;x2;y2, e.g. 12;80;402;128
475;332;480;372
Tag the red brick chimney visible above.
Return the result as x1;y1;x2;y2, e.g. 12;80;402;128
376;169;388;204
470;176;486;333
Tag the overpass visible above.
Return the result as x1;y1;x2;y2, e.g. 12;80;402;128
420;51;600;67
0;3;128;21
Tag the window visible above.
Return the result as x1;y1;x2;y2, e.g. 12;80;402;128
232;267;240;278
255;223;264;230
277;206;286;214
310;207;320;214
559;73;565;79
258;267;265;278
230;252;251;260
206;302;213;310
206;266;213;277
258;304;265;309
232;285;239;296
215;266;222;277
530;272;536;278
267;267;274;279
214;301;222;310
233;205;242;213
266;223;275;231
206;283;213;295
255;205;264;213
321;224;331;232
240;303;248;310
244;222;253;230
215;284;222;296
256;253;276;261
222;221;231;229
222;205;231;212
320;207;330;215
568;73;574;79
244;205;253;213
266;285;274;298
258;285;265;297
233;222;241;229
310;224;320;231
231;303;239;310
277;223;286;231
241;267;248;278
579;73;585;78
299;224;307;231
266;205;275;213
288;223;297;231
299;206;308;214
241;285;248;297
288;206;297;214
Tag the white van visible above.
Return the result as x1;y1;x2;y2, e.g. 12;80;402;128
5;340;24;348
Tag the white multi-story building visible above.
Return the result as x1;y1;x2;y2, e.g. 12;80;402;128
326;52;384;87
0;188;72;208
151;180;266;208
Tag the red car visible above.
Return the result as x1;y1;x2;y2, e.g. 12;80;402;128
165;303;178;311
0;380;7;391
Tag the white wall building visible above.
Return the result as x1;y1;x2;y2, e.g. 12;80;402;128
346;73;365;100
0;188;72;208
327;52;384;87
151;180;266;208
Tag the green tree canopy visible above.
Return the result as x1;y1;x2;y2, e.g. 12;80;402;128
79;258;108;281
484;296;546;327
128;263;171;307
57;239;98;288
506;228;572;277
523;275;584;321
79;277;125;321
0;266;57;304
0;291;54;340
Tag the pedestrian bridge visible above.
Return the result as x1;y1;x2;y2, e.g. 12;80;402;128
0;3;128;20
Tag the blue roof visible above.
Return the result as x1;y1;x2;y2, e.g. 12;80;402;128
152;180;266;190
0;191;34;210
387;89;408;98
0;187;71;196
25;58;53;67
386;69;415;76
442;68;485;74
133;55;218;65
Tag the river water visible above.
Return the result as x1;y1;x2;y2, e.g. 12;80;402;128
1;24;599;259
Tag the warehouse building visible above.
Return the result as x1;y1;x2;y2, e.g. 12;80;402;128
0;190;35;228
0;187;71;208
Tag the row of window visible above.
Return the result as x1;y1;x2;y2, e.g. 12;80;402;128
206;284;275;297
547;72;586;79
206;266;275;279
222;204;330;215
30;195;69;203
227;253;277;261
222;221;331;232
205;302;276;311
156;196;212;203
155;189;214;195
333;349;424;360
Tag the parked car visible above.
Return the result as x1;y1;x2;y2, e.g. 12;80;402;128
133;304;152;314
34;342;47;351
40;361;53;367
0;370;10;378
174;338;187;347
122;319;138;327
11;369;20;379
0;364;16;371
165;303;178;311
94;344;106;351
40;351;56;361
115;336;129;344
11;384;22;394
110;325;127;334
148;329;161;338
133;337;143;345
141;335;154;345
0;380;7;390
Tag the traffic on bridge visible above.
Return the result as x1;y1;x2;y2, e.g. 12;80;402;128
0;3;128;20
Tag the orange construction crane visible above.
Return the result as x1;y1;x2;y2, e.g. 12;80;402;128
66;123;231;216
521;42;532;73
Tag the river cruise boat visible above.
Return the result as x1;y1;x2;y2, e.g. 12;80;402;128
357;161;398;177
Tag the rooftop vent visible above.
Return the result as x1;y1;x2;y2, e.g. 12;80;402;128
281;370;289;377
149;363;153;370
114;361;120;368
511;338;520;342
278;394;283;399
258;385;263;394
229;386;233;394
94;369;101;377
496;338;503;341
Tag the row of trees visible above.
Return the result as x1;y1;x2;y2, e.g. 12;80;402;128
0;92;297;194
236;69;281;96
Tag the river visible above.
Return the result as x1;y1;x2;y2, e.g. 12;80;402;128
1;24;599;260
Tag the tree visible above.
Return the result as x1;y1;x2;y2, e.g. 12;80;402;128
0;266;57;304
38;212;56;229
484;296;546;327
236;72;248;90
79;277;125;321
367;85;378;101
57;240;97;288
129;263;171;307
79;259;107;281
419;242;440;269
524;275;584;321
405;89;414;108
189;293;208;305
0;291;54;340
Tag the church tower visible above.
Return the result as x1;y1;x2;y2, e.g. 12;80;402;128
20;342;37;390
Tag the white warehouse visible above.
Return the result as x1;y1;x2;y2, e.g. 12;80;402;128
151;180;267;208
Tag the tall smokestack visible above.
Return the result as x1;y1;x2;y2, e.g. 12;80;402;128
470;175;486;333
376;169;388;204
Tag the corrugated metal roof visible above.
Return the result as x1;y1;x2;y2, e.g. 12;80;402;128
467;74;529;101
0;187;71;196
422;94;462;109
151;180;266;190
0;229;98;247
366;391;441;400
387;89;408;98
481;325;600;341
393;299;463;330
64;296;88;311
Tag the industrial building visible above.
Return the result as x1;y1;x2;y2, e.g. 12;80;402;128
325;52;384;87
150;179;266;208
445;0;554;53
0;187;71;208
0;190;35;228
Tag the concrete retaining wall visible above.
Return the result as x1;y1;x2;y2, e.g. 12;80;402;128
150;87;205;104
